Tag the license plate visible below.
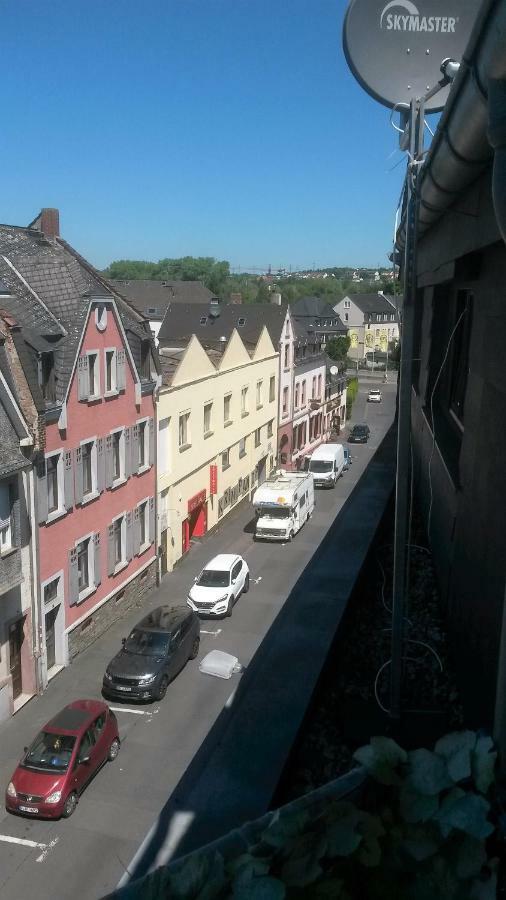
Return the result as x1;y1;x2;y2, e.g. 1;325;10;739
19;805;38;813
116;685;132;692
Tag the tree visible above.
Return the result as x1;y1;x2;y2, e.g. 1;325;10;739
327;335;351;364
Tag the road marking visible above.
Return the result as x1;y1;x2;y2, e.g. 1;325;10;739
0;834;45;849
36;837;59;863
200;628;222;637
253;576;262;584
109;706;151;716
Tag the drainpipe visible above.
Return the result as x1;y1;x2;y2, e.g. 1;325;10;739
25;465;44;694
488;78;506;244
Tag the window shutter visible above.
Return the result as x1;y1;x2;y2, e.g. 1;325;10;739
107;524;115;575
64;450;74;509
97;437;105;492
132;424;139;474
77;355;89;401
148;417;154;466
75;446;83;505
68;547;79;605
126;510;133;562
149;496;155;544
117;349;126;392
124;426;132;478
94;532;101;587
105;435;113;488
133;506;141;556
37;457;48;523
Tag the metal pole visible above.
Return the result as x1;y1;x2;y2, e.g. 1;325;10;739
389;97;424;720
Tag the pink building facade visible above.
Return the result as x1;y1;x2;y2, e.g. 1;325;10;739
37;299;157;671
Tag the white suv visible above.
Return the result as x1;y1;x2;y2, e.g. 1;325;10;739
367;390;382;403
187;554;250;617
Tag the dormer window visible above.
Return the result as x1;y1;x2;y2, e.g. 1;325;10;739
140;340;151;381
95;304;107;332
40;351;56;402
147;307;157;315
238;317;245;327
200;317;207;325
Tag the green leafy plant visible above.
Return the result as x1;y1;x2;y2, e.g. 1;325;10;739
161;731;498;900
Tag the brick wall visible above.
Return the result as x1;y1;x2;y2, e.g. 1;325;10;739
67;560;157;658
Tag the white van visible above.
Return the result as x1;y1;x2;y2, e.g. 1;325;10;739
252;471;315;542
309;443;345;488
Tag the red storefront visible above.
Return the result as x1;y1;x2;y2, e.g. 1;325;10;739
182;489;207;554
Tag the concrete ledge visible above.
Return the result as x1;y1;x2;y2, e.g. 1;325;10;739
122;425;396;883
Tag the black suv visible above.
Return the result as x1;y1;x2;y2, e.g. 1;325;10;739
349;424;370;443
103;605;200;702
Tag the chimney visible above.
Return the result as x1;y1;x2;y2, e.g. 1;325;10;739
41;208;60;238
229;293;242;305
271;291;282;306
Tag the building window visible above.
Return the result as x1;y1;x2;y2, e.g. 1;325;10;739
0;483;12;552
344;300;350;309
239;437;247;458
345;313;349;322
105;348;117;393
238;317;245;327
81;440;96;497
282;387;288;415
77;537;91;593
241;386;249;416
87;351;99;398
113;516;124;567
317;374;322;398
40;352;56;402
267;420;273;438
224;393;232;425
46;452;62;514
140;341;151;380
44;576;59;605
256;380;263;408
200;316;207;325
284;344;290;368
138;501;147;547
269;376;275;402
204;402;213;436
138;420;147;467
158;417;170;475
254;427;261;447
112;429;125;482
301;381;306;405
295;383;300;408
222;449;230;471
178;411;191;449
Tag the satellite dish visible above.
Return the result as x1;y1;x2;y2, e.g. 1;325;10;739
343;0;477;112
330;365;339;375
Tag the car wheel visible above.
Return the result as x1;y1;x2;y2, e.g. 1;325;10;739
190;636;200;659
108;737;120;761
157;676;169;701
288;531;294;542
62;792;78;818
226;597;234;617
243;573;250;594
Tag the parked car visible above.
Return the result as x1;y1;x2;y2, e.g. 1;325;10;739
188;554;250;617
5;700;119;820
367;390;382;403
349;424;370;443
103;605;200;702
343;447;353;470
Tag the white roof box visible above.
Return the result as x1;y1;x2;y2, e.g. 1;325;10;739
199;650;242;679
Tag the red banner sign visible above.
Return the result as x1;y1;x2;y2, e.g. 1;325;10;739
188;489;206;514
210;464;218;496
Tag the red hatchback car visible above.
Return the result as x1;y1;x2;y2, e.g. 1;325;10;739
5;700;120;819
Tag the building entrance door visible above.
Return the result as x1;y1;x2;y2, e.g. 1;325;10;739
182;501;208;554
9;619;24;700
45;607;58;671
257;456;267;486
160;530;168;576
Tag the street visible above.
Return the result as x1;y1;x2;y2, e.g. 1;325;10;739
0;376;396;900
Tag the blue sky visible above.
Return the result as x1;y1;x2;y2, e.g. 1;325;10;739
3;1;408;270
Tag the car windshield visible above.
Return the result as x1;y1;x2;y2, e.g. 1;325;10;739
197;570;230;588
310;460;333;473
23;731;76;772
369;391;380;396
124;629;169;656
353;426;368;434
258;506;291;519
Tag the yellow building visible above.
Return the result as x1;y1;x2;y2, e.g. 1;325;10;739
156;327;278;572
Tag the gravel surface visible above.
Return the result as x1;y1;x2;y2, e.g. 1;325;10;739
276;497;464;804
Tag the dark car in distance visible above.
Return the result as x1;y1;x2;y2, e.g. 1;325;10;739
349;424;370;444
6;700;119;819
103;605;200;702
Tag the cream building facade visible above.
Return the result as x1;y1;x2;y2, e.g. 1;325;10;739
157;327;278;572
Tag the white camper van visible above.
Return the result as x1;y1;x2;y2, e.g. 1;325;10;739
252;471;315;542
308;443;345;488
